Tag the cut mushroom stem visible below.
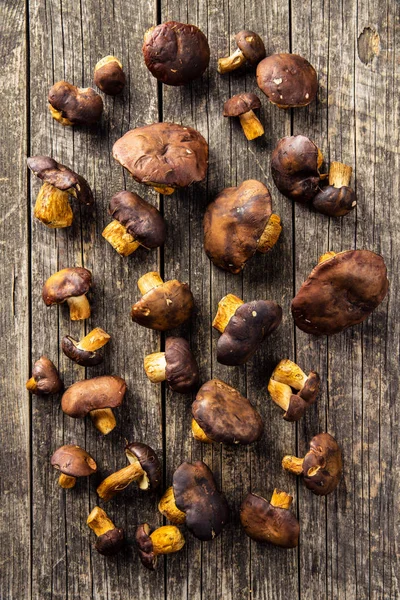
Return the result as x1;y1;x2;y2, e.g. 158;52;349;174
218;47;246;73
150;526;185;555
329;161;352;188
270;488;293;510
26;377;38;392
77;327;111;351
97;462;146;502
267;379;292;411
137;271;164;295
152;184;175;195
318;251;337;264
212;294;245;333
90;408;117;435
191;418;213;443
34;182;73;228
67;294;91;320
58;473;76;489
272;359;308;391
158;486;186;524
257;214;282;253
102;220;141;256
144;352;167;383
87;506;115;536
239;110;265;140
282;455;304;475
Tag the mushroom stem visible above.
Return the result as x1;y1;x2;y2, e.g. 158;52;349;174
239;110;265;140
268;379;292;411
282;455;304;475
150;526;185;555
317;148;324;170
217;47;246;73
97;462;146;501
257;214;282;253
77;327;111;351
137;271;164;295
318;251;337;264
34;182;73;228
152;184;175;195
90;408;117;435
191;418;213;443
102;220;141;256
272;359;308;391
158;486;186;524
329;161;352;188
58;473;77;489
212;294;244;333
270;488;293;509
144;352;167;383
87;506;115;536
48;103;74;126
67;294;91;320
26;377;37;392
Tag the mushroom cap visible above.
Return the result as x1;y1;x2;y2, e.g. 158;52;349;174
291;250;389;335
112;122;208;190
223;92;261;117
94;57;126;95
95;528;125;556
173;461;230;541
143;21;210;86
125;442;162;491
203;179;272;274
109;191;166;249
29;356;63;394
61;375;127;418
302;433;343;495
27;156;94;206
240;493;299;548
283;372;320;422
48;81;103;125
42;267;92;306
256;53;318;108
61;335;103;367
235;30;266;65
271;135;321;203
165;337;199;393
135;523;156;570
217;300;282;366
131;279;194;331
51;444;97;477
192;379;264;444
311;185;356;217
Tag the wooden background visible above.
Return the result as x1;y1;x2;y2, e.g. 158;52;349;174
1;0;399;598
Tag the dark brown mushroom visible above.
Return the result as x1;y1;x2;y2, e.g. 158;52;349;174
223;93;264;140
51;444;97;489
311;161;357;217
42;267;92;321
218;30;266;73
240;489;299;548
135;523;185;570
26;356;62;395
144;337;199;393
61;327;111;367
143;21;210;86
48;81;103;126
282;433;343;496
268;359;320;422
94;56;126;95
291;250;389;335
87;507;125;556
112;122;208;195
102;191;166;257
256;53;318;108
203;180;282;274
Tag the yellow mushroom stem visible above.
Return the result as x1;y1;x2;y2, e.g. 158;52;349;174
87;506;115;537
95;55;122;72
77;327;111;352
58;473;76;489
318;251;337;264
329;161;352;188
191;418;213;443
257;214;282;253
97;462;146;502
102;220;140;257
267;379;292;412
238;110;265;141
150;183;175;195
282;455;304;475
217;47;246;73
90;408;117;435
34;182;74;228
270;488;293;510
26;377;37;392
271;359;308;391
144;352;167;383
48;103;73;126
212;294;244;333
137;271;164;295
67;294;91;321
317;147;324;171
150;526;185;555
158;486;186;524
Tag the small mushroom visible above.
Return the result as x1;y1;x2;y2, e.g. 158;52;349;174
218;30;266;73
94;56;126;95
112;122;208;195
51;444;97;489
203;179;282;274
240;489;299;548
282;433;343;496
42;267;92;321
144;337;199;393
268;359;320;422
48;81;103;126
97;442;161;501
26;356;62;395
61;327;111;367
291;250;389;335
223;93;264;140
27;156;94;228
256;53;318;108
136;523;185;570
311;161;356;217
213;294;282;365
158;461;229;540
143;21;210;86
61;375;127;435
131;272;194;331
192;379;264;445
102;191;166;257
87;506;125;556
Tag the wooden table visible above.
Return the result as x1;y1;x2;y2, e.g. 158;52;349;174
2;1;399;598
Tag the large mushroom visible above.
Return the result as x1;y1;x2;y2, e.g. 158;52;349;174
203;180;282;274
218;30;266;73
51;445;97;489
26;356;62;395
223;93;264;140
136;523;185;570
191;379;264;445
143;21;210;86
87;507;125;556
42;267;92;321
61;327;111;367
61;375;127;435
291;250;389;335
112;122;208;195
48;81;103;126
158;461;229;540
144;337;199;393
311;161;357;217
94;56;126;95
282;433;342;496
268;359;320;422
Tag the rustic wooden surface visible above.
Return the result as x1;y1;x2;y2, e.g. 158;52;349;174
1;0;399;598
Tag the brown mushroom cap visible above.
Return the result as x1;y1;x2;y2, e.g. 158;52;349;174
235;30;266;65
112;123;208;191
26;356;63;395
192;379;264;445
48;81;103;125
125;442;162;491
302;433;343;495
95;528;125;556
203;180;273;274
109;191;166;249
42;267;92;306
311;185;356;217
283;372;320;421
143;21;210;86
173;461;230;540
94;56;126;95
135;523;156;570
291;250;389;335
256;53;318;108
164;337;199;393
223;93;261;117
131;279;194;331
61;375;127;418
61;336;103;367
51;445;97;477
240;493;299;548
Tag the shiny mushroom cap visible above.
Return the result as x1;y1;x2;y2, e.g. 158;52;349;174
131;279;194;331
235;30;266;65
26;356;63;395
223;92;261;117
96;529;125;556
48;81;103;126
51;445;97;477
27;156;94;205
165;337;199;393
61;375;127;418
61;336;103;367
109;191;166;249
94;56;126;95
135;523;156;570
311;162;356;217
125;442;162;491
42;267;92;306
302;433;343;495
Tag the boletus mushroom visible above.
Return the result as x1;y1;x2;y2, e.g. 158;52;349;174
212;294;282;365
291;250;389;335
203;179;282;274
42;267;92;321
136;523;185;570
191;379;264;445
256;53;318;108
48;81;103;126
51;444;97;489
144;337;199;393
87;506;125;556
102;191;166;257
311;161;356;217
27;156;94;228
143;21;210;86
282;433;342;496
223;93;264;140
131;272;194;331
97;442;161;501
94;56;126;95
268;359;320;422
61;327;111;367
218;30;266;73
240;489;299;548
26;356;62;395
158;461;229;540
61;375;127;435
112;122;208;195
